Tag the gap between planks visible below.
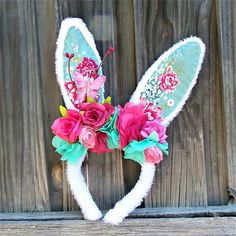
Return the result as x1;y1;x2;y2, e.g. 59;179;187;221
0;206;236;221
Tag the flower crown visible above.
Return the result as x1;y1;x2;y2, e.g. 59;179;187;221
52;18;205;225
52;48;168;165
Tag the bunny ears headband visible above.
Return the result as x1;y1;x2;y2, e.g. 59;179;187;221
51;18;205;225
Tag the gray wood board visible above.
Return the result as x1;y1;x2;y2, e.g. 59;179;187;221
217;0;236;198
0;217;236;235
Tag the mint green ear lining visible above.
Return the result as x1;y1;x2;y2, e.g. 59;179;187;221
56;18;105;109
63;27;102;80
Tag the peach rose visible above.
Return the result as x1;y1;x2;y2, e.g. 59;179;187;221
79;126;96;149
144;146;163;164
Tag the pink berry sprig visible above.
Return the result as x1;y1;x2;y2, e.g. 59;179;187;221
65;52;74;81
96;47;115;73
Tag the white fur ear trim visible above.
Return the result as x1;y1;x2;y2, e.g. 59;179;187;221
103;162;156;225
67;156;102;220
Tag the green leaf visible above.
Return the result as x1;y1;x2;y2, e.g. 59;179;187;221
59;105;67;117
52;136;87;164
100;107;120;149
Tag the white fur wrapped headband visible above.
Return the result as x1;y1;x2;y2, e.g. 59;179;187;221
51;18;205;225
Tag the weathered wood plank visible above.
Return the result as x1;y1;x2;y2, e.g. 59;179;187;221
34;0;64;212
0;0;52;212
114;0;142;198
1;206;236;221
0;217;236;235
133;0;227;207
217;0;236;201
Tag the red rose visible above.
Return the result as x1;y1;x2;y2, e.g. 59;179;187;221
158;69;179;93
90;132;112;154
76;57;98;79
116;102;149;148
51;111;82;143
81;102;115;130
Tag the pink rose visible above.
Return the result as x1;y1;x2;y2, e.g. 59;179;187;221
116;102;149;148
67;109;82;119
51;115;82;143
158;69;179;93
145;146;163;164
81;102;115;130
79;126;96;149
90;132;112;154
76;57;98;79
141;119;167;143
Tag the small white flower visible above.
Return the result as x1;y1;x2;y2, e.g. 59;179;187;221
73;44;79;52
82;51;86;55
167;99;174;107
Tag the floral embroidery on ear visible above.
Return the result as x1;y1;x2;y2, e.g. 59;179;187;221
140;66;179;109
158;67;179;93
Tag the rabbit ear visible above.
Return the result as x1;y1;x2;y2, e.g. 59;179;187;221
55;18;104;109
130;37;205;127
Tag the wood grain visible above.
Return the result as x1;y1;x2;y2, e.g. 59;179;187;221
0;217;236;235
133;0;228;208
0;0;52;212
217;0;236;201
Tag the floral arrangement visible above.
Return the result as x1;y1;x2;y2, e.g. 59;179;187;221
54;18;205;225
51;48;168;165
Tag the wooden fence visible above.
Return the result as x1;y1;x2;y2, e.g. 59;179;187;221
0;0;236;218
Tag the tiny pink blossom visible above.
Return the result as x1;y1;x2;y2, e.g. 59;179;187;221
167;99;174;107
79;126;96;149
145;146;163;164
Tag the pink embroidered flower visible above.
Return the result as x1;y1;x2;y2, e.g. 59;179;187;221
141;119;167;143
140;98;163;120
158;69;179;93
51;113;82;143
64;81;80;108
76;57;98;79
79;126;96;149
90;132;112;154
145;146;163;164
116;102;149;148
81;102;115;130
64;81;76;92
